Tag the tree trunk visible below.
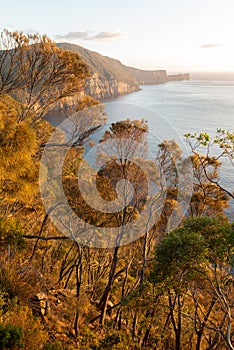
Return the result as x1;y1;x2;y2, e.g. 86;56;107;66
99;246;119;326
132;311;138;338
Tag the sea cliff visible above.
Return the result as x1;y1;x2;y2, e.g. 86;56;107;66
85;73;140;100
57;43;190;101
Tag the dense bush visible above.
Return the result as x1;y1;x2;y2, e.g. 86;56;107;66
0;323;23;350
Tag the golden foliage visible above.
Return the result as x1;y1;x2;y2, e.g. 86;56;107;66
0;95;38;203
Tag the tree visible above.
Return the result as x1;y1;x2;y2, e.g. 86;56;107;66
189;154;229;217
0;29;28;95
184;130;234;200
150;216;234;350
156;139;182;236
94;119;150;325
0;95;38;206
0;29;89;121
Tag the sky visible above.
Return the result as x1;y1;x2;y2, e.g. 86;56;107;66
1;0;234;72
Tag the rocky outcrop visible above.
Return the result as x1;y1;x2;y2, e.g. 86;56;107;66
29;293;50;316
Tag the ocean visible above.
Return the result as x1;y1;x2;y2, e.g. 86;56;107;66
104;78;234;220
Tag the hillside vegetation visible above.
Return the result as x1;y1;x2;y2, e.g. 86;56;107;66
0;30;233;350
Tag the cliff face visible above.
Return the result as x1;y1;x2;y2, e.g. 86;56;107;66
127;68;169;85
84;71;189;100
57;43;190;101
57;43;141;100
85;73;140;100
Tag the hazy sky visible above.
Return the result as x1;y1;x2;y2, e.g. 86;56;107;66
1;0;234;72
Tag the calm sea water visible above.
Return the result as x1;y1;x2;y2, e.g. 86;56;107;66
104;79;234;220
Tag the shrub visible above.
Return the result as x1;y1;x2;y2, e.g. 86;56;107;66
0;323;23;349
0;218;25;251
2;306;48;349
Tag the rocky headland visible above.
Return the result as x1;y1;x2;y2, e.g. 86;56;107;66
57;43;190;101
